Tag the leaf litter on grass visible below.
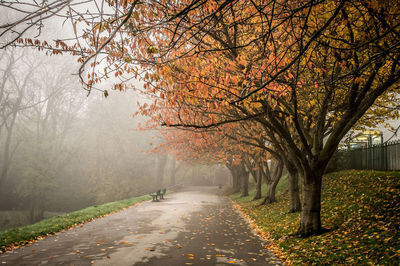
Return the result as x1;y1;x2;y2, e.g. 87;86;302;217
231;170;400;265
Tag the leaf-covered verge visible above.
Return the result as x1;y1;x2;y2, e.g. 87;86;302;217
231;170;400;265
0;194;152;253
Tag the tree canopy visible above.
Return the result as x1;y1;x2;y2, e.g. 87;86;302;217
2;0;400;236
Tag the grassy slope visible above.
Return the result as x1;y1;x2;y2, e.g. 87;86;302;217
0;194;151;252
231;170;400;264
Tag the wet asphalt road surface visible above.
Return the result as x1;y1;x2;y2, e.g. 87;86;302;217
0;186;282;266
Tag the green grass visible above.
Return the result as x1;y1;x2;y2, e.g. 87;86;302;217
231;170;400;264
0;194;151;252
231;174;288;203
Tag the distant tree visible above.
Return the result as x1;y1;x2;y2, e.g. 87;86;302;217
0;49;41;193
169;157;181;187
2;0;400;237
155;153;167;188
14;56;84;222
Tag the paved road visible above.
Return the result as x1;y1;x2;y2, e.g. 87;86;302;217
0;186;282;265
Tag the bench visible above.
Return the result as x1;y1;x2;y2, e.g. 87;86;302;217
160;188;166;199
150;188;167;201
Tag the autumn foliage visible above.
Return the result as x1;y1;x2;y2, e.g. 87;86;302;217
3;0;400;237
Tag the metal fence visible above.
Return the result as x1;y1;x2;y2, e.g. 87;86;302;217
327;140;400;172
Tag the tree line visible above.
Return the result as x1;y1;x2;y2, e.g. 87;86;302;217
1;0;400;236
0;49;170;228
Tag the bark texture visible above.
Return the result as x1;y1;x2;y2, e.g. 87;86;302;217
260;160;283;205
240;167;249;197
287;163;301;213
226;162;242;193
298;174;322;236
253;167;263;200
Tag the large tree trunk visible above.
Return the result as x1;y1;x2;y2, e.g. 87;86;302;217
253;167;262;200
260;160;283;204
287;163;301;213
261;171;280;204
230;169;238;192
298;172;323;236
250;169;257;183
243;158;261;200
233;173;240;192
226;161;248;194
235;161;249;197
226;163;240;193
240;166;249;197
262;179;279;204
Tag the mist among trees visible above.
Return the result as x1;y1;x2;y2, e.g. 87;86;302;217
0;49;204;230
0;0;399;243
